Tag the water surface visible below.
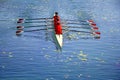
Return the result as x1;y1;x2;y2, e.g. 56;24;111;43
0;0;120;80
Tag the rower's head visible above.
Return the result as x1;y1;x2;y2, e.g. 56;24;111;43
55;12;58;16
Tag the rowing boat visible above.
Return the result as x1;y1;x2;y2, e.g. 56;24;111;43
16;12;101;50
53;12;63;49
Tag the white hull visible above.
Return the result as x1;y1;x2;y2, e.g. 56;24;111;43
55;34;63;48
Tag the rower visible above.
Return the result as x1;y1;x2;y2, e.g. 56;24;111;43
53;12;62;34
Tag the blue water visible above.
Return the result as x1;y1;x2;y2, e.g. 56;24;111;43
0;0;120;80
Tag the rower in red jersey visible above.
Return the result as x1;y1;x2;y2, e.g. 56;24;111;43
53;12;62;34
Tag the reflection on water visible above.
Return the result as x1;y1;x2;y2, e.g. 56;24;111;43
0;0;120;80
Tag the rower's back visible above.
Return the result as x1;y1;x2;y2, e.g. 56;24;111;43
53;12;62;34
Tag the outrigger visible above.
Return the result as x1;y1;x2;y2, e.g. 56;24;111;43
16;12;101;50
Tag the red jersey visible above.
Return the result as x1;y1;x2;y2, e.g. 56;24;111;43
53;16;62;34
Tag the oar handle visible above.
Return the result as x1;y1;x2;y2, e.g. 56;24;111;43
25;18;52;20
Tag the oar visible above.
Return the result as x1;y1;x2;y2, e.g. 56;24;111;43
17;18;53;23
25;18;52;20
16;30;24;36
62;19;95;23
63;26;91;29
62;19;86;22
64;22;89;25
69;29;101;35
16;28;48;35
62;21;96;26
16;24;52;30
22;21;53;24
17;18;95;24
18;21;90;25
23;20;48;23
17;19;24;23
69;30;91;33
63;25;99;30
24;29;48;32
18;18;94;22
